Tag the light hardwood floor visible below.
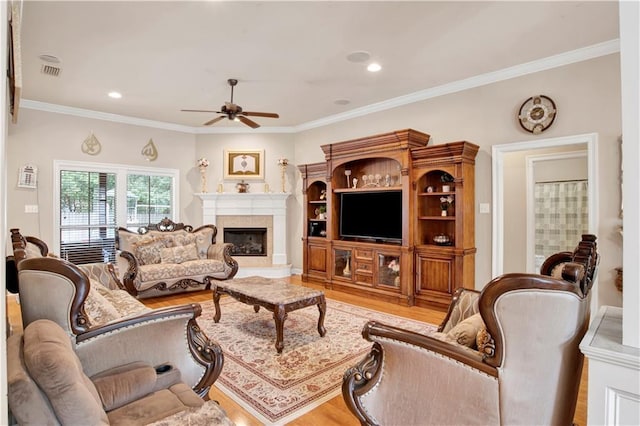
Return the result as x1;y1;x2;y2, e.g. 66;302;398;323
7;275;588;425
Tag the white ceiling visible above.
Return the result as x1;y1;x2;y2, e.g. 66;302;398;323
18;1;620;132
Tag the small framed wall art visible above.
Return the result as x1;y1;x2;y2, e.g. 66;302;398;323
224;149;264;180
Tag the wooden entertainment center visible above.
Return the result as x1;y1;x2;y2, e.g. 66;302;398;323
298;129;479;308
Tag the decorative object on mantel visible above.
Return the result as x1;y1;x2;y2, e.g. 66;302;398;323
518;95;557;134
81;132;101;156
217;180;223;193
141;138;158;161
197;157;209;193
236;180;249;193
278;157;289;192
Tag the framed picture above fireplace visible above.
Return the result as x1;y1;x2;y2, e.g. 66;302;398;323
224;149;264;180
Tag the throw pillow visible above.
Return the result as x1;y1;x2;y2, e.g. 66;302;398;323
446;313;485;348
476;327;494;357
160;243;199;264
133;238;165;265
193;227;215;259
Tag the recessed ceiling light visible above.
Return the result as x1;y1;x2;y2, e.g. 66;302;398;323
108;91;122;99
38;54;60;63
367;63;382;72
334;99;350;105
347;51;370;63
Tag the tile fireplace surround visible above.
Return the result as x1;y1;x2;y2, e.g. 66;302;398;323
197;192;291;278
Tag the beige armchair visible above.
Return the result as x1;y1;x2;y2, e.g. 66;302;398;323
16;256;223;397
343;234;598;426
8;319;234;425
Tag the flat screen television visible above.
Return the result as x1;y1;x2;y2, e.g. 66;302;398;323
340;190;402;242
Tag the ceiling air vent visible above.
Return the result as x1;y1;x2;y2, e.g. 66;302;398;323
41;64;61;77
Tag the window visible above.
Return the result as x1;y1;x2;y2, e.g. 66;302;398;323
54;161;179;264
127;174;173;231
60;170;116;264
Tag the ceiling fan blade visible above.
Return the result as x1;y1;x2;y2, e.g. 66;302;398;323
203;116;226;126
237;116;260;129
242;111;280;118
181;109;218;113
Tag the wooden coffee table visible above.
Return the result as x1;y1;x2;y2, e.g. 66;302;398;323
212;278;326;353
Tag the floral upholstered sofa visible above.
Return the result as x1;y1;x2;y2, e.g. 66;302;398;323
116;218;238;298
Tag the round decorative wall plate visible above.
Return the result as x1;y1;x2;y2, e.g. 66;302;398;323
518;95;557;134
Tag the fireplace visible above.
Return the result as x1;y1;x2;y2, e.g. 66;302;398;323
224;228;267;256
197;192;291;278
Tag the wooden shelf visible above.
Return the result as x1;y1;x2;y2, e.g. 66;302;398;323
300;130;478;309
418;216;456;221
417;192;456;196
334;186;402;193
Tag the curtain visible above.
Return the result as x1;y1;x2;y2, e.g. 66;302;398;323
535;180;588;262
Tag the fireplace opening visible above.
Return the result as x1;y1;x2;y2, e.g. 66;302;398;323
224;227;267;256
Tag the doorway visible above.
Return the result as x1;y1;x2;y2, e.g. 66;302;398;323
491;133;598;278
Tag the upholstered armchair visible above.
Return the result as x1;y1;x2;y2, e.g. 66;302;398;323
343;234;598;426
116;218;238;298
16;256;223;397
8;319;235;425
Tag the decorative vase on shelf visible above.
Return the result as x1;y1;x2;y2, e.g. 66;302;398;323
343;255;351;276
441;210;447;217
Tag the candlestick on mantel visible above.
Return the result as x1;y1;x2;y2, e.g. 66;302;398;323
278;157;289;192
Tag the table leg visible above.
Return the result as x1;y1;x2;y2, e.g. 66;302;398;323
317;295;327;337
213;288;222;323
253;305;260;313
273;304;287;353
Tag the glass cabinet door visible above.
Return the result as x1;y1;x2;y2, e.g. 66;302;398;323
334;248;352;278
378;253;400;288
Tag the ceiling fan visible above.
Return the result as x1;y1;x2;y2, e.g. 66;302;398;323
181;79;279;128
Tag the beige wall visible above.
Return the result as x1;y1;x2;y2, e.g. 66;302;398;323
7;53;623;308
7;110;199;242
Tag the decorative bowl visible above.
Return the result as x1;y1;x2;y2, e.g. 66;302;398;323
433;234;451;245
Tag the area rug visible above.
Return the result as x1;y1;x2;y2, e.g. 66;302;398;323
198;290;437;425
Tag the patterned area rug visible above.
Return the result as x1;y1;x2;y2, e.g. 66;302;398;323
198;285;436;425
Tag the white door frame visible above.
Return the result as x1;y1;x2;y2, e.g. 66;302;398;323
491;133;598;281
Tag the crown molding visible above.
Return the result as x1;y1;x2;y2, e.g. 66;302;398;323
20;100;197;133
22;39;619;135
294;39;620;132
